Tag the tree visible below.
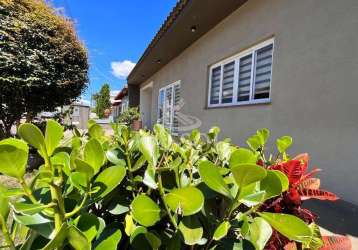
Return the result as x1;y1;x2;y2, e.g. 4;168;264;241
94;84;111;118
0;0;88;138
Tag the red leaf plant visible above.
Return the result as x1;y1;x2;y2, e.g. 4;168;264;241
260;153;351;250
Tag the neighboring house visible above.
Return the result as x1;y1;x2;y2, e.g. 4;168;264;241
111;86;129;121
64;100;90;130
127;0;358;205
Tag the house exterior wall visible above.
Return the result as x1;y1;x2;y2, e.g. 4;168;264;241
138;0;358;204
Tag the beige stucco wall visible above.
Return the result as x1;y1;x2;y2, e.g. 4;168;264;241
139;0;358;204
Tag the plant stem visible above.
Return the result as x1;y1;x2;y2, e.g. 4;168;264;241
65;193;88;218
158;174;178;230
0;223;15;250
45;156;65;233
19;177;38;204
125;148;136;197
49;185;65;233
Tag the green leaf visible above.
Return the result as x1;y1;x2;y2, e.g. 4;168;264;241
154;124;172;150
0;138;28;178
45;119;64;156
0;191;9;225
130;226;147;243
51;152;71;176
42;223;68;250
88;124;105;140
12;202;49;215
74;213;105;242
13;213;53;239
75;159;95;182
70;172;88;191
105;149;126;166
216;141;232;162
246;135;261;151
109;203;129;215
258;212;312;244
230;148;257;167
213;221;230;241
276;136;293;153
124;214;136;236
260;170;289;200
208;126;220;141
68;225;91;250
18;123;46;154
198;160;232;199
306;223;323;249
93;165;126;199
131;195;161;227
84;138;105;174
178;216;203;245
131;155;146;172
145;231;162;250
249;217;272;250
138;136;159;166
190;129;201;144
165;187;204;216
143;166;158;189
257;129;270;145
95;228;122;250
231;164;267;188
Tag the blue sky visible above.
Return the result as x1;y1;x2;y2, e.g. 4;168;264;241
51;0;177;101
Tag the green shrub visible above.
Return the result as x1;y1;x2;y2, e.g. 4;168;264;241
0;120;346;249
117;107;141;125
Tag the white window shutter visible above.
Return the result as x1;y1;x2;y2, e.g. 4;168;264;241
221;61;235;103
172;83;181;134
157;89;165;124
253;44;273;100
210;66;221;104
237;54;252;102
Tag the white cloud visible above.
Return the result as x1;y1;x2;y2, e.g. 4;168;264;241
111;60;136;79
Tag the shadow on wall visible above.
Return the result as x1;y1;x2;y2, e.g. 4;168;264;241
304;199;358;237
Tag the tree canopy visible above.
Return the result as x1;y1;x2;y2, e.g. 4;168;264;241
94;84;111;119
0;0;88;138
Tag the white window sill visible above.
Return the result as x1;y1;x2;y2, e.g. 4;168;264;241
207;99;271;109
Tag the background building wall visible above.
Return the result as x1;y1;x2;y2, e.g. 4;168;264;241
139;0;358;204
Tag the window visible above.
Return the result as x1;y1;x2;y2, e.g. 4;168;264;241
158;81;181;134
208;38;274;107
121;97;129;112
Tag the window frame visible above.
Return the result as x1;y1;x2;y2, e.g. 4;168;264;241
157;80;181;134
208;38;274;108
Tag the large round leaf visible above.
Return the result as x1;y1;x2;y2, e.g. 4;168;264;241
45;119;64;156
67;225;91;250
84;138;105;174
131;195;161;227
231;164;267;188
165;187;204;216
213;221;230;241
94;228;122;250
74;213;105;242
138;136;159;167
249;217;272;250
258;212;312;244
178;216;203;245
229;148;257;167
0;138;28;178
18;123;45;154
93;165;126;199
260;170;289;200
51;152;71;176
198;160;232;199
